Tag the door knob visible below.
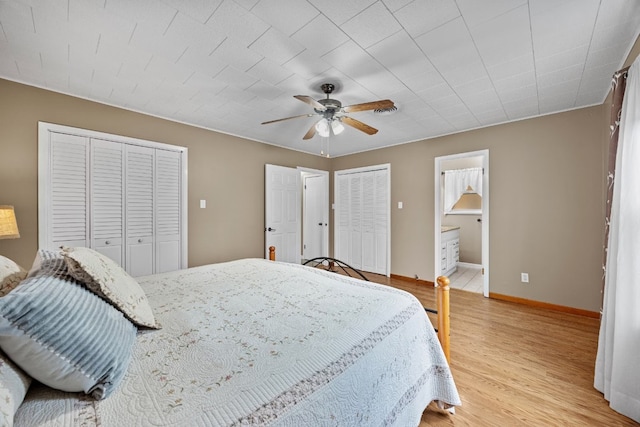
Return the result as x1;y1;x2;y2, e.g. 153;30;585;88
268;227;276;232
138;239;143;243
318;222;323;226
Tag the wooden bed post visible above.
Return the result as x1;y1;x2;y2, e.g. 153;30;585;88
436;275;451;364
269;246;276;261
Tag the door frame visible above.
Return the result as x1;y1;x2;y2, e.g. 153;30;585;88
434;150;489;296
299;167;329;259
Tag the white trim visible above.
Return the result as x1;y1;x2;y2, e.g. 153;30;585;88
435;150;489;297
37;121;188;270
38;122;187;152
457;262;482;269
445;209;482;215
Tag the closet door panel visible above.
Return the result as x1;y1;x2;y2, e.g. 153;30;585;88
49;133;90;248
336;174;350;262
127;240;154;277
126;145;155;276
155;150;181;273
91;139;124;266
374;169;388;274
361;171;375;273
349;174;362;269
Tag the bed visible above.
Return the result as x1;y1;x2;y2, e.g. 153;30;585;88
1;249;460;426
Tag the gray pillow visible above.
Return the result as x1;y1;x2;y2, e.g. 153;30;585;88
0;256;137;400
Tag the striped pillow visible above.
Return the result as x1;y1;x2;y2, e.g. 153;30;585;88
0;257;137;400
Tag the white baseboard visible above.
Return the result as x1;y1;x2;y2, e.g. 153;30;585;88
458;262;482;269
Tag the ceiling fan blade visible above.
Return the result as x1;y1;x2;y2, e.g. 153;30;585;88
303;120;321;140
261;113;314;125
294;95;326;110
342;116;379;135
342;99;394;113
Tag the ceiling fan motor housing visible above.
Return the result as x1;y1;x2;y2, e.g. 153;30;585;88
316;98;342;117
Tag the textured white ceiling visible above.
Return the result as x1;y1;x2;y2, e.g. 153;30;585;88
1;0;639;157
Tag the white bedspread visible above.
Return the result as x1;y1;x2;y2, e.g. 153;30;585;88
15;259;460;426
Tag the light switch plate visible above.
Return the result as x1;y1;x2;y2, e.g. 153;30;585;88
200;199;206;209
398;201;403;209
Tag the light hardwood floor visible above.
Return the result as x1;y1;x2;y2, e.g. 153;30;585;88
359;273;636;426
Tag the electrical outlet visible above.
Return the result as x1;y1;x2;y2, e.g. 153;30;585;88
521;272;529;283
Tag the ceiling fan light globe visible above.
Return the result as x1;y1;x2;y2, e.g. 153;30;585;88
332;120;344;135
315;119;330;137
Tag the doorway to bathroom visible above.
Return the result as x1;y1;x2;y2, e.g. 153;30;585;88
434;150;489;296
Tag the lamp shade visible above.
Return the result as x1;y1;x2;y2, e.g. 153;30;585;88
0;205;20;239
452;186;482;210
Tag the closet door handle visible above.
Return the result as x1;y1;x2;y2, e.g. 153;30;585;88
138;238;143;243
105;240;110;245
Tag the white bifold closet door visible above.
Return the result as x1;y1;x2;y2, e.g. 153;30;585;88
335;166;389;275
125;145;155;277
40;125;185;277
155;149;182;274
91;139;124;266
48;132;90;249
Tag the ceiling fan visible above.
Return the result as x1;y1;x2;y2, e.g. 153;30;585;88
261;83;395;140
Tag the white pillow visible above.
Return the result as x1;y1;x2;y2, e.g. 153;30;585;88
0;351;31;427
0;255;27;297
62;246;159;329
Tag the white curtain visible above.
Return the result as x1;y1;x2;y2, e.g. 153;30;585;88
594;57;640;422
443;167;482;212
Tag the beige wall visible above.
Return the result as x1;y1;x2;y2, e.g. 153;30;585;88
332;106;606;312
0;79;329;269
2;33;639;313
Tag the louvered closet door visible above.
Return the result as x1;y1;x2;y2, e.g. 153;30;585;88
373;169;388;274
155;149;181;273
91;139;124;266
125;145;154;277
349;174;363;270
336;174;350;262
361;172;376;273
49;133;90;249
335;166;389;275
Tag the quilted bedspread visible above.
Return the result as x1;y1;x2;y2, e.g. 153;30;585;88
15;259;460;426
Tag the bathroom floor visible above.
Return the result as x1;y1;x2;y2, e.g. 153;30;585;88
448;264;483;293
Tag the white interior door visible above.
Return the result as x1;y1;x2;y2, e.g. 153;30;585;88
303;174;327;259
265;164;300;263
